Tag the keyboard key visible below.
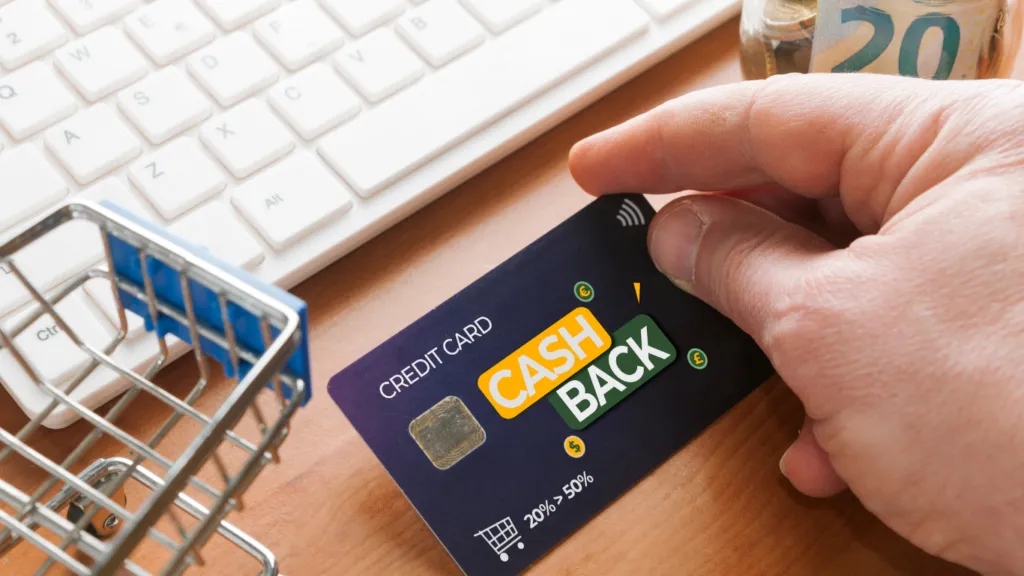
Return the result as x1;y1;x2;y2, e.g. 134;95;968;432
319;0;404;37
0;145;68;235
232;151;351;250
460;0;542;33
55;26;148;101
397;0;485;67
6;177;153;338
80;177;154;220
124;0;216;65
634;0;693;20
0;0;68;70
0;62;78;140
187;32;279;107
268;63;359;140
321;0;649;197
333;28;423;103
254;0;343;71
84;277;146;340
196;0;280;31
117;67;211;144
50;0;139;34
200;99;294;178
128;137;226;219
0;219;104;318
0;290;117;387
45;103;142;184
74;177;153;337
169;202;264;269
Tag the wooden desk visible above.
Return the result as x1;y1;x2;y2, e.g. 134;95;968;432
7;15;1018;576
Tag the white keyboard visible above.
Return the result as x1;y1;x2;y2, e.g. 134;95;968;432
0;0;738;428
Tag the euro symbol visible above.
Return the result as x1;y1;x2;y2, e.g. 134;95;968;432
574;281;595;302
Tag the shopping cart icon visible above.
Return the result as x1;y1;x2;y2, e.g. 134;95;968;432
474;516;525;562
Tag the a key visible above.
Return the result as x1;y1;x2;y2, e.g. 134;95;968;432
319;0;404;37
397;0;485;67
320;0;649;197
45;103;142;184
187;32;279;107
0;62;78;140
169;202;264;270
76;179;151;339
200;99;295;178
84;278;145;340
232;151;352;250
0;219;105;318
460;0;542;33
0;0;68;70
50;0;139;34
0;145;68;236
268;63;359;141
117;67;211;144
196;0;280;31
81;176;155;220
124;0;216;65
333;28;423;103
633;0;694;20
0;291;117;387
54;26;148;101
128;137;226;219
254;0;343;71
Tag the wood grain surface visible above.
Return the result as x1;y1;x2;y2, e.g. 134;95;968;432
5;15;1023;576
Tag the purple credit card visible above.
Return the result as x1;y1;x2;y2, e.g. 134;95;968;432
328;194;773;574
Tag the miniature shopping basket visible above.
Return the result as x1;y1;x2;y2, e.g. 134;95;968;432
0;199;312;575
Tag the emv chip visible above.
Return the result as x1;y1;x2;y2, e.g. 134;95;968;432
409;396;486;470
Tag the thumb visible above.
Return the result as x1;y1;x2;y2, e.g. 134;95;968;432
649;195;851;498
648;194;837;348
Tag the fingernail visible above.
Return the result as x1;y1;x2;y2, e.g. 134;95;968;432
779;445;791;478
649;202;707;294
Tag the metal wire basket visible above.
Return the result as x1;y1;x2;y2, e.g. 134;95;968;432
0;199;312;575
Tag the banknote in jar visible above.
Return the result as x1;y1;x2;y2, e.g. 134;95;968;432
740;0;1021;80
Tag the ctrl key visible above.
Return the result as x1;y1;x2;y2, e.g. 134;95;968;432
231;151;353;250
0;291;117;389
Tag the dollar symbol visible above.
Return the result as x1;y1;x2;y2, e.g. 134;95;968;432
569;441;580;453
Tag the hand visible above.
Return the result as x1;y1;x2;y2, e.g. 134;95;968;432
569;73;1024;575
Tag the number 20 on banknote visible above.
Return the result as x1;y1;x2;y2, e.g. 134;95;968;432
809;0;1003;79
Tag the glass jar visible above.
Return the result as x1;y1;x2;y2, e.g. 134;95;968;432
740;0;1022;80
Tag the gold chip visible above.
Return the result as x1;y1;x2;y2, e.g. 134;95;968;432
409;396;486;470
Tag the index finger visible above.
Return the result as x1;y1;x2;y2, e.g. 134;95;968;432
569;73;1001;228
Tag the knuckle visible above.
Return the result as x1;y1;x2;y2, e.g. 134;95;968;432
932;79;1024;152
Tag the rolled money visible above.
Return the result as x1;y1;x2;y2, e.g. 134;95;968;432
808;0;1005;79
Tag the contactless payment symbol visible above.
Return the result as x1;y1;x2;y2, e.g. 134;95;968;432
563;435;585;458
687;348;708;370
574;281;594;302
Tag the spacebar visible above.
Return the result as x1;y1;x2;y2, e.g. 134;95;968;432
318;0;650;197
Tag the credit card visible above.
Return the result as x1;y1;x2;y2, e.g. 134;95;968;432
328;194;774;575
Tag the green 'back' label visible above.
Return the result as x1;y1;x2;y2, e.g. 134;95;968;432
548;314;677;430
